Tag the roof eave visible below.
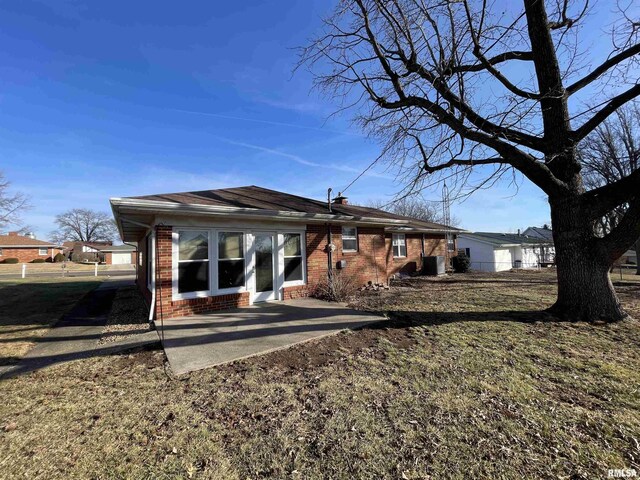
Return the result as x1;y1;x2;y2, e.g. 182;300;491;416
110;197;410;227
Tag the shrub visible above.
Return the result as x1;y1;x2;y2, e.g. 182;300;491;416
31;258;46;263
3;258;19;264
53;252;66;263
452;253;471;273
311;270;357;302
73;252;98;263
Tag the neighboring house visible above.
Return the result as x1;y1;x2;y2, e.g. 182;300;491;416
110;185;464;320
64;241;137;265
619;247;637;265
0;232;62;263
457;232;555;272
522;225;554;241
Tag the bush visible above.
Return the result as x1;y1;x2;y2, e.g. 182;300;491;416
73;252;99;263
53;252;66;263
2;258;19;264
452;253;471;273
311;270;357;302
31;258;46;263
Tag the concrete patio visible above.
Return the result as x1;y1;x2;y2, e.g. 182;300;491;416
157;298;387;374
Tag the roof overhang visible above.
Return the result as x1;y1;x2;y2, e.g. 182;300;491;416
110;197;419;242
385;226;468;234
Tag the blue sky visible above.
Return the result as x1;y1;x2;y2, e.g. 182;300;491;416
0;0;620;239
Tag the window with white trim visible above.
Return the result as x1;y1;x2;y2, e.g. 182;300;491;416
218;232;245;289
283;233;303;282
177;230;209;294
38;248;48;256
392;234;406;258
342;226;357;252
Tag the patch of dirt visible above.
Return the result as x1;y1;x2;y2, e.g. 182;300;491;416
225;319;418;372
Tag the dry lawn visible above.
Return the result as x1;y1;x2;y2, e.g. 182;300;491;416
0;277;102;366
1;270;639;479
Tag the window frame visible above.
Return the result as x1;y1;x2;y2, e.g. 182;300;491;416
173;229;212;300
282;232;305;286
38;247;48;256
216;230;247;294
171;227;307;301
0;247;3;256
392;233;407;258
341;226;358;253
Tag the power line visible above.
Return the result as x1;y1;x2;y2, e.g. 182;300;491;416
341;155;383;194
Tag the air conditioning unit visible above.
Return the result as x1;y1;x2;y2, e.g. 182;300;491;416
423;256;445;275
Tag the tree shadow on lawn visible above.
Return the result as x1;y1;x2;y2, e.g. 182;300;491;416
364;308;570;330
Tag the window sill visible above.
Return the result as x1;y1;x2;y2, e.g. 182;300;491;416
173;290;211;301
342;251;358;255
283;280;305;288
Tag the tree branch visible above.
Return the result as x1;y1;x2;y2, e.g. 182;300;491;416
573;83;640;142
582;167;640;220
566;43;640;95
451;50;534;73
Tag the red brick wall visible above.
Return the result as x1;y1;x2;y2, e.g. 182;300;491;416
305;224;388;289
0;247;59;263
386;233;449;277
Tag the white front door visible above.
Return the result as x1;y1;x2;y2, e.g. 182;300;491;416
252;232;277;302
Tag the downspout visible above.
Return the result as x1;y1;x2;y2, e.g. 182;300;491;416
326;188;333;280
147;233;156;323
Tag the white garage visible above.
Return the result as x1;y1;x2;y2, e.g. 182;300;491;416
111;252;132;265
99;244;136;265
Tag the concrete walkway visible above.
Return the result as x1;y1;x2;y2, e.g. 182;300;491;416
157;298;387;375
1;276;159;379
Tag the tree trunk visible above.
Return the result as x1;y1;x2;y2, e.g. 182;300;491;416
635;237;640;275
548;196;628;322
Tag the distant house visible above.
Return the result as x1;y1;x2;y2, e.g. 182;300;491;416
620;247;637;265
457;232;555;272
0;232;62;263
522;225;554;241
65;241;137;265
110;185;464;320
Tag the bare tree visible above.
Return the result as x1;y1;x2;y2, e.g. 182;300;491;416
579;103;640;274
367;197;459;225
50;209;118;244
300;0;640;322
0;172;30;229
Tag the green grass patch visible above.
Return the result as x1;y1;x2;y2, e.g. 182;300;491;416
0;277;102;365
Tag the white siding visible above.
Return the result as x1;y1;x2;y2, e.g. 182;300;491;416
457;237;499;272
494;248;514;272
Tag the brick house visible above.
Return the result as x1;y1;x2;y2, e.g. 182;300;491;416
110;186;463;320
0;232;62;263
